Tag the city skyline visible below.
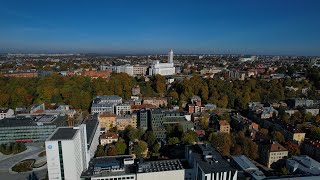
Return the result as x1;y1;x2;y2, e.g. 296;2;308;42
0;0;320;56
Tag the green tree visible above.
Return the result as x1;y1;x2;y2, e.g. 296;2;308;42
168;137;180;145
182;131;199;145
143;131;157;146
115;140;127;155
134;141;148;158
95;145;105;157
152;143;160;154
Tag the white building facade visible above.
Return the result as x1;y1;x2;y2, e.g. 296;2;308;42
46;125;88;180
149;50;175;76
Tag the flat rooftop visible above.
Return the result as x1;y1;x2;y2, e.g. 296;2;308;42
81;155;135;178
137;159;184;173
0;116;66;128
190;144;236;174
48;127;78;141
84;116;99;146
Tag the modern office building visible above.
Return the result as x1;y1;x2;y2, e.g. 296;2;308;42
81;155;184;180
185;143;238;180
0;116;66;144
138;109;149;131
46;117;100;180
148;50;175;76
46;125;88;180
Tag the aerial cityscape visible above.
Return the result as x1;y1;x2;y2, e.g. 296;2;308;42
1;1;320;180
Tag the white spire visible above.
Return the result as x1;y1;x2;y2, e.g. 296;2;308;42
168;49;173;64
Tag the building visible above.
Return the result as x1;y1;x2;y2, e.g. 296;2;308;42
150;109;166;140
133;65;148;76
91;96;123;114
82;70;112;79
230;155;266;180
137;109;149;131
185;143;238;180
286;155;320;176
0;108;14;120
116;104;131;116
218;120;230;134
132;85;141;96
287;98;314;108
46;117;100;180
30;103;45;114
302;139;320;162
81;156;184;180
46;126;89;180
149;50;175;76
116;115;137;131
260;141;288;168
143;97;168;107
137;159;185;180
100;132;118;145
2;71;38;78
0;116;66;144
84;117;101;160
286;130;305;145
227;70;246;80
98;114;117;130
81;156;136;180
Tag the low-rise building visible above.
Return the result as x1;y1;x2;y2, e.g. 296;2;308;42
302;139;320;162
143;97;168;107
230;155;266;180
116;115;137;131
100;132;118;145
0;116;66;144
0;108;14;120
98;114;117;130
116;104;131;116
286;155;320;176
260;141;288;168
218;120;230;134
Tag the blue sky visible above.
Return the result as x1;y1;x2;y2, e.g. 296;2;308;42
0;0;319;55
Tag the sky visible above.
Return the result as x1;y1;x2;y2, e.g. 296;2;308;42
0;0;320;55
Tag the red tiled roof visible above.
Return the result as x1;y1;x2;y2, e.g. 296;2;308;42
269;142;287;152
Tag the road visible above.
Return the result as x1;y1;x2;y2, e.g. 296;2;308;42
0;145;47;180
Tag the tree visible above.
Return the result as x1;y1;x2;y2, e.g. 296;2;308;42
115;140;127;155
260;128;269;136
143;131;156;147
284;142;300;156
182;131;199;145
152;143;160;154
106;145;118;156
272;131;285;143
134;141;148;158
95;145;105;157
168;137;180;145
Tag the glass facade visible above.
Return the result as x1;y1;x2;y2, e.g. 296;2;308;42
0;125;57;144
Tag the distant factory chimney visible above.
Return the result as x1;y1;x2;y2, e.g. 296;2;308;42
168;49;173;64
